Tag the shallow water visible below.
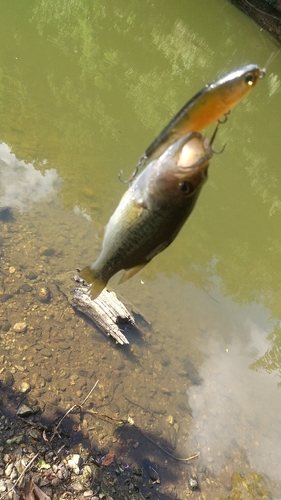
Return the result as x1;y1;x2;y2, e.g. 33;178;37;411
1;1;281;499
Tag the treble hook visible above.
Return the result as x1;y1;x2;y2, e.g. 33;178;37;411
118;154;148;184
210;111;229;154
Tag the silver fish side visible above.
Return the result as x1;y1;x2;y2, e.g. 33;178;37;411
80;132;213;298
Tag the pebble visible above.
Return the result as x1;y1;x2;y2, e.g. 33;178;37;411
26;271;38;280
17;404;34;417
39;246;54;256
20;283;33;293
71;481;84;491
67;459;80;475
188;476;199;490
5;463;14;477
4;371;14;387
40;348;52;358
0;479;6;492
13;322;27;334
0;320;11;332
166;415;174;425
36;285;51;303
84;490;94;497
19;382;31;393
9;266;16;274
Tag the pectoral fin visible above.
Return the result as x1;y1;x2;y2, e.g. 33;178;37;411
119;263;147;284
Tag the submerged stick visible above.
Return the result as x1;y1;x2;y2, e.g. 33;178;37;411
50;380;99;442
54;271;136;345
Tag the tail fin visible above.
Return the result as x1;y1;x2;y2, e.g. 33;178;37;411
80;266;106;299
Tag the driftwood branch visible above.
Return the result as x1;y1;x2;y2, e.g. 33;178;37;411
54;272;136;345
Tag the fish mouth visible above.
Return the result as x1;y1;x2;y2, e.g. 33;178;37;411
164;132;213;171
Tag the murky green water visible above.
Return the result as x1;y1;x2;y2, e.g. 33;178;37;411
1;0;281;498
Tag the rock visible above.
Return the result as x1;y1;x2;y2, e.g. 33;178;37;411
188;476;199;490
19;382;31;393
182;355;202;385
20;283;33;293
72;482;84;491
84;490;94;497
13;322;27;334
168;425;177;450
39;246;55;257
36;285;51;303
9;266;16;274
166;415;174;425
40;348;52;358
0;479;6;492
0;294;13;304
4;371;14;387
26;271;38;280
5;462;14;477
29;428;41;440
17;404;34;417
0;320;11;332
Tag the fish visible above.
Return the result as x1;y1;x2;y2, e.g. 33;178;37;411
141;64;265;164
80;132;213;298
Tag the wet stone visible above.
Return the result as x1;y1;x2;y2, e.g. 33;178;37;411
36;285;51;303
29;428;41;440
20;283;33;293
0;294;13;303
39;246;55;257
13;322;27;334
188;476;199;491
40;348;53;358
19;382;31;393
4;371;14;387
168;425;177;450
182;356;202;385
0;320;11;332
17;404;35;418
160;354;170;366
26;271;38;280
72;482;84;491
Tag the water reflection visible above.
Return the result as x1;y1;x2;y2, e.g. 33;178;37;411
187;314;281;483
0;142;61;211
1;0;281;498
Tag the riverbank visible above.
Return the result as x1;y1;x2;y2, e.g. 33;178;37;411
230;0;281;43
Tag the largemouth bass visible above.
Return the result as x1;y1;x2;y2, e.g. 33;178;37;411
80;132;213;298
141;64;265;164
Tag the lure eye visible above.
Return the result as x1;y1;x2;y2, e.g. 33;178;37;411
179;181;193;194
245;72;255;86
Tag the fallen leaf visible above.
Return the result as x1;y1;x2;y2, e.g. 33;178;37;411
33;482;51;500
23;478;35;500
101;452;115;466
42;430;49;442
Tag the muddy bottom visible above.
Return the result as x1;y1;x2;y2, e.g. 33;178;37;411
0;196;280;500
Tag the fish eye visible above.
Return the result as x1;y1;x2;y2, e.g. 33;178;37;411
245;72;255;86
179;181;193;194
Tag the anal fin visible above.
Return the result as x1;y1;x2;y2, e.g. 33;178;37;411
119;263;147;284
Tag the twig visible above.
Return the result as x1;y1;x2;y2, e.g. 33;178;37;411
86;409;125;426
135;425;200;462
4;452;39;498
80;380;99;406
85;408;199;463
50;380;99;442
